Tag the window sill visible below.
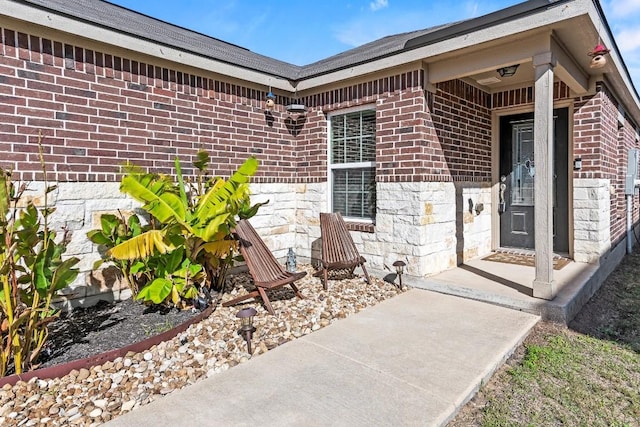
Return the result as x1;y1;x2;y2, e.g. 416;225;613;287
345;222;375;233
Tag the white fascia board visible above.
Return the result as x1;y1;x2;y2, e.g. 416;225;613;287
0;1;294;91
297;0;591;91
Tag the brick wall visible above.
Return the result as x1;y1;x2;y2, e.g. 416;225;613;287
573;83;640;246
433;80;492;181
297;72;497;185
0;26;300;183
299;69;441;183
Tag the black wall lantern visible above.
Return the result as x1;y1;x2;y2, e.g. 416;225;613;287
497;64;519;77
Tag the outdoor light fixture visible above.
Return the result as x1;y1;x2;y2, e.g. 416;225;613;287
574;157;583;170
265;91;276;110
497;64;519;77
236;307;257;355
285;103;307;114
286;247;297;273
285;90;307;115
392;260;406;289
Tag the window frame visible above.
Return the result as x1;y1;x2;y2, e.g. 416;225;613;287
327;105;377;223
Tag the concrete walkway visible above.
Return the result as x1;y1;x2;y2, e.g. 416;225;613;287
106;289;539;427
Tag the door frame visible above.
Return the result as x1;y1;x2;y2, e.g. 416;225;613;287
491;101;574;257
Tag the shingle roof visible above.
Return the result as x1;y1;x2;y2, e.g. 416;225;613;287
12;0;565;82
297;24;456;79
15;0;302;79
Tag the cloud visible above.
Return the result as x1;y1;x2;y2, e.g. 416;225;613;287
334;20;385;47
370;0;388;12
616;27;640;53
464;1;479;17
606;0;640;18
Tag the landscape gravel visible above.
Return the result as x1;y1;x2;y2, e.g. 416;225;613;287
0;265;405;426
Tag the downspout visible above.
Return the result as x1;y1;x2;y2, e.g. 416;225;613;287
625;148;640;254
627;194;633;254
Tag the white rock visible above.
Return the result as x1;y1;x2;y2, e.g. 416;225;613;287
65;406;80;416
111;374;124;386
121;400;136;412
89;408;102;418
92;399;108;409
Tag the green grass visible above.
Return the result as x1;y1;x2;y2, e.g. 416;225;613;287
450;251;640;426
480;331;640;426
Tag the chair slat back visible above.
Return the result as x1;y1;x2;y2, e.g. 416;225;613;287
235;220;287;284
320;212;361;265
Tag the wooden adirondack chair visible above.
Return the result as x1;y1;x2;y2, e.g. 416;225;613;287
317;212;371;290
222;219;306;315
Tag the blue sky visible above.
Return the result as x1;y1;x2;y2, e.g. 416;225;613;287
109;0;639;90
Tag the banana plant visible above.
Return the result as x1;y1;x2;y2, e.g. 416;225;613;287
86;213;147;296
135;247;204;305
106;153;264;295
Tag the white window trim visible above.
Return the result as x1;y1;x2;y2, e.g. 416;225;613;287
326;105;377;223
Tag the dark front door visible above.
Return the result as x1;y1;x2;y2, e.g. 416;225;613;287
499;109;569;253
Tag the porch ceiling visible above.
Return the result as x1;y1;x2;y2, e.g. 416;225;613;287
425;14;596;96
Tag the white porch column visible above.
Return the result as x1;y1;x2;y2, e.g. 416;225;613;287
532;51;556;300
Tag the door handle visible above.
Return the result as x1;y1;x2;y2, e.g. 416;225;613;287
499;175;507;213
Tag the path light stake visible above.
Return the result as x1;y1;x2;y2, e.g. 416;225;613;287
236;307;257;355
392;260;406;289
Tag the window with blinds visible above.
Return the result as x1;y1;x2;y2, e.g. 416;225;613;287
329;109;376;221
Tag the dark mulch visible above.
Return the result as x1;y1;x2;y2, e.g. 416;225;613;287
37;299;203;369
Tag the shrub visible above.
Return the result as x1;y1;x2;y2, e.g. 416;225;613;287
0;133;80;376
89;152;265;308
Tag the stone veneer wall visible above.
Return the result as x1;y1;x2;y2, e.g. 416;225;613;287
573;83;640;250
573;179;611;263
372;182;457;276
454;182;492;263
35;182;135;308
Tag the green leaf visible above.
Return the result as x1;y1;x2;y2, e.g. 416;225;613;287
164;247;185;275
193;157;258;221
86;230;112;246
136;278;173;304
120;175;188;226
130;260;146;274
239;200;269;220
193;151;209;171
100;214;119;234
50;257;80;291
198;213;230;242
182;286;198;299
174;157;190;220
33;245;53;292
0;172;8;218
128;215;142;235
